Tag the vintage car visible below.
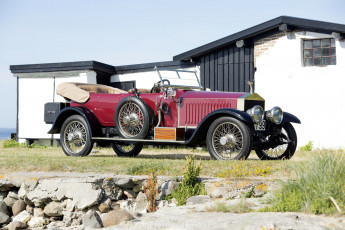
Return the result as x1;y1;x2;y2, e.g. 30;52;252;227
45;68;300;160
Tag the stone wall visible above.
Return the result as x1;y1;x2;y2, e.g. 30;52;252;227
0;173;269;229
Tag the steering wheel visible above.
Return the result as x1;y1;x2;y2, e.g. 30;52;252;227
161;79;170;86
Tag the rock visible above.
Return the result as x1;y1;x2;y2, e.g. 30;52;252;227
253;183;267;197
18;184;30;200
7;221;27;230
0;201;9;215
13;210;31;223
115;178;135;189
26;189;50;205
0;212;10;225
62;211;73;227
12;200;26;216
186;195;211;205
26;205;33;214
43;201;63;217
56;183;103;210
7;191;19;200
101;209;134;227
124;190;137;199
33;208;44;217
135;192;148;212
102;179;123;201
62;198;75;212
209;188;226;198
133;185;141;193
70;211;83;226
157;200;168;209
3;196;16;207
0;192;8;201
27;216;48;228
119;200;134;211
82;210;103;228
159;181;180;196
98;199;111;213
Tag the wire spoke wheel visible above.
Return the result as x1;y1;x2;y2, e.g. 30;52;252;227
255;122;297;160
60;115;93;157
207;117;252;160
111;142;143;157
64;121;88;153
212;122;244;159
262;129;289;158
119;102;144;137
115;97;151;139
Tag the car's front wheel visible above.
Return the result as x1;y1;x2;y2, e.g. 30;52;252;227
60;115;93;156
255;122;297;160
206;117;252;160
111;142;143;157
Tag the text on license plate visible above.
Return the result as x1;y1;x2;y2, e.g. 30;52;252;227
254;120;266;131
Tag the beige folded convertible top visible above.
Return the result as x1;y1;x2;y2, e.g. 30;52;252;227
56;82;127;103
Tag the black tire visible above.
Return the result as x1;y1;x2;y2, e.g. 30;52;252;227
115;97;151;139
206;117;252;160
111;142;143;157
60;115;93;157
255;122;297;160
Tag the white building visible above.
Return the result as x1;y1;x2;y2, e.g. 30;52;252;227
10;16;345;149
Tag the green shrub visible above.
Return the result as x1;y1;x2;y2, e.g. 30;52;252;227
299;141;313;151
2;139;47;149
164;155;206;205
3;139;21;148
261;151;345;214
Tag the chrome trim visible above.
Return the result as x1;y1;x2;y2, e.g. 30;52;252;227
162;85;203;90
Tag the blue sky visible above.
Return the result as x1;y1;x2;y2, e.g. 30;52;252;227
0;0;344;128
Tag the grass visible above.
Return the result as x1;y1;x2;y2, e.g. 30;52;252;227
261;150;345;215
0;139;306;177
205;200;254;213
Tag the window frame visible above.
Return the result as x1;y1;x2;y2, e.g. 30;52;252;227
302;38;336;67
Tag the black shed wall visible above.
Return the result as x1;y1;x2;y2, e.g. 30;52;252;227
198;45;254;92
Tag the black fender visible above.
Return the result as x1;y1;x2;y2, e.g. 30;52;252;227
48;107;103;137
282;112;301;125
186;108;253;145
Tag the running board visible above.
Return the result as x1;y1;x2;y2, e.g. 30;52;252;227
92;137;187;144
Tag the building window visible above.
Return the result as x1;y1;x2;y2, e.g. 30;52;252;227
303;38;336;66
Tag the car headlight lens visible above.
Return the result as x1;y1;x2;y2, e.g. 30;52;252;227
247;105;264;123
266;106;283;125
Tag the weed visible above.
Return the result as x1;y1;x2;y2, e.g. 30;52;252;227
299;141;313;151
164;155;206;205
261;151;345;214
144;169;158;212
126;163;164;175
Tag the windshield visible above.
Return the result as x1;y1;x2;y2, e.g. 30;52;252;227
155;68;202;90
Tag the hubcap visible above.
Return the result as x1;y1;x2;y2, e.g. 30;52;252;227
219;134;237;148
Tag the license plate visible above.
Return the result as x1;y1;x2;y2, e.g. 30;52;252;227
254;120;266;131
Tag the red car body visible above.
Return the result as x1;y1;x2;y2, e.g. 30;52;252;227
47;77;300;160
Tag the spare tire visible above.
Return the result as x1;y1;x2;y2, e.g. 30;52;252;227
115;96;151;139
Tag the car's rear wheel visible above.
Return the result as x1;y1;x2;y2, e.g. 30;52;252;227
206;117;252;160
60;115;93;156
115;97;151;139
255;122;297;160
111;142;143;157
